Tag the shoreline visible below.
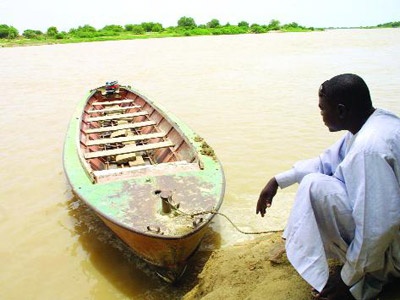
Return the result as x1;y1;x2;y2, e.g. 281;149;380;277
181;233;400;300
182;232;311;300
1;27;396;48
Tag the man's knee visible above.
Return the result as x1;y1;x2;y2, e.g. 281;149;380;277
300;173;347;205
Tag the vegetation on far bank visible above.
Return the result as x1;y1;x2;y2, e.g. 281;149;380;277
0;17;399;47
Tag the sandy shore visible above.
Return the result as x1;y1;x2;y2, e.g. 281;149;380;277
183;232;310;300
181;232;400;300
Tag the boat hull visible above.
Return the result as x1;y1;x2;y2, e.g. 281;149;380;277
99;214;208;280
63;84;225;281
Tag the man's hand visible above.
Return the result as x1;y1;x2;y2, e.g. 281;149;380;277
256;177;278;217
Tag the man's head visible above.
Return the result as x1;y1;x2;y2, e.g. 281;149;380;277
318;73;374;133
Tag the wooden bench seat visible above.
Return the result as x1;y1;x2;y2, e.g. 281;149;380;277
87;111;148;122
84;120;156;134
84;140;174;159
87;105;141;114
92;99;136;106
86;131;166;146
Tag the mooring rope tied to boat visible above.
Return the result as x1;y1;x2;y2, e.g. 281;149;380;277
177;208;282;235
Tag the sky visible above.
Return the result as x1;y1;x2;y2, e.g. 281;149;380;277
1;0;400;33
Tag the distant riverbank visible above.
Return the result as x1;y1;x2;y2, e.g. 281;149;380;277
0;28;314;48
1;19;398;48
0;18;320;48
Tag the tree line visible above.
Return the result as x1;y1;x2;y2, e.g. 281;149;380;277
0;17;318;41
1;17;398;42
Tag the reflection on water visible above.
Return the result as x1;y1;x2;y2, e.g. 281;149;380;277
66;196;220;299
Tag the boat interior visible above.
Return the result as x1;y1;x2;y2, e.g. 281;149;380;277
79;87;200;183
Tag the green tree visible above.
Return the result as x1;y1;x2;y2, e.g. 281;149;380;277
377;21;400;28
78;24;96;32
46;26;58;37
125;24;145;34
55;32;66;39
140;22;163;32
268;19;281;31
250;24;267;34
0;24;19;39
69;25;97;38
177;16;197;29
212;25;248;35
141;22;153;32
207;19;220;28
392;21;400;27
284;22;299;28
23;29;43;39
151;23;163;32
101;24;124;32
238;21;249;28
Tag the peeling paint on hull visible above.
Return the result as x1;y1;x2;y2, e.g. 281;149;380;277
63;84;225;281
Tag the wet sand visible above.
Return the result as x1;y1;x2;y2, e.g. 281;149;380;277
181;233;400;300
183;232;310;300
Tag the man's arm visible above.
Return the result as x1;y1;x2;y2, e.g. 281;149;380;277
256;134;349;217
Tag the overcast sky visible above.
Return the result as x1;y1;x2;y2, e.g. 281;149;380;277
2;0;400;32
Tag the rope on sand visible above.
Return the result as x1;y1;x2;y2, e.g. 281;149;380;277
178;208;282;235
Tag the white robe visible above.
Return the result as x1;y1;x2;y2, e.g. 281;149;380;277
275;109;400;300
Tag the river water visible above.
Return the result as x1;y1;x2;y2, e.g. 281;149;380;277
1;29;399;299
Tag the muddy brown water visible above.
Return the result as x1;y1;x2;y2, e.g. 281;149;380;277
1;28;399;299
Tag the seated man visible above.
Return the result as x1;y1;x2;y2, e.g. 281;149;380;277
256;74;400;300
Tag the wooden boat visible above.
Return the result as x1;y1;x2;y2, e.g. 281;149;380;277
63;82;225;282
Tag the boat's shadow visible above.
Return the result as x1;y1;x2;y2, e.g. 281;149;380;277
66;196;220;298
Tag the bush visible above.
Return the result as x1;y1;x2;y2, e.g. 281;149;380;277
151;23;163;32
97;30;120;37
23;29;43;39
377;21;400;28
0;24;19;39
141;22;163;32
69;25;97;38
207;19;220;28
238;21;249;28
125;24;145;34
281;22;310;32
73;31;97;38
250;24;267;34
267;19;281;31
55;32;67;39
188;28;211;36
101;25;124;32
177;16;197;29
77;25;96;32
212;25;248;35
46;26;58;37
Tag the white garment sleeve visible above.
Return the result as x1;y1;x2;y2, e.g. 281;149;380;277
340;151;400;287
275;134;349;189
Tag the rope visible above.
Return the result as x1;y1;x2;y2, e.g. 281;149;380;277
176;208;282;235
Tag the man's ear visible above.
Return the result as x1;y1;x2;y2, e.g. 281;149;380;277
337;104;347;119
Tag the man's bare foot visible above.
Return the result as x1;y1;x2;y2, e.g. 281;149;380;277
316;266;355;300
268;239;285;264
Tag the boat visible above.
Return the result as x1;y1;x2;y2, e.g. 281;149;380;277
63;82;225;282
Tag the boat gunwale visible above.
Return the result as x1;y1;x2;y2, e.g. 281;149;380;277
80;86;203;177
64;85;226;240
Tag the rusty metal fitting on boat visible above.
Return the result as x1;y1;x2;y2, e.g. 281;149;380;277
159;190;174;214
192;217;203;227
147;225;161;233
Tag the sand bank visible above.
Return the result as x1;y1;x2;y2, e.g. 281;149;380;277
182;232;400;300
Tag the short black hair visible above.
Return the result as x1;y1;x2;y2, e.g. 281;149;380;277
319;73;372;112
